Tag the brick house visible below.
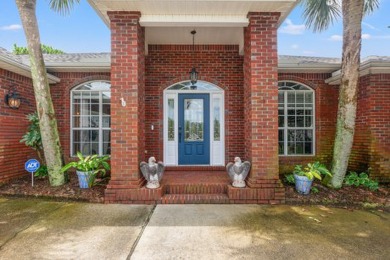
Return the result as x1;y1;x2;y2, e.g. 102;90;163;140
0;0;389;204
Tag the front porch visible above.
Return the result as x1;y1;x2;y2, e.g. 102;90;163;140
93;0;297;204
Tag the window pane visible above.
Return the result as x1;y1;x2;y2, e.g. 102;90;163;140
168;99;175;141
278;130;284;142
278;93;284;104
184;99;204;141
287;92;295;105
91;104;99;115
102;116;111;128
296;93;304;103
72;82;111;156
91;92;99;104
102;104;110;115
278;116;284;127
305;92;313;103
305;142;313;154
213;98;221;141
297;116;304;127
288;116;295;127
278;82;314;155
305;116;312;127
91;116;99;128
102;92;111;103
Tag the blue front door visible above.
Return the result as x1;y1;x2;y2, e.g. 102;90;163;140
178;94;210;165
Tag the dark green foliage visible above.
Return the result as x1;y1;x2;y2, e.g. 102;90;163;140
61;152;110;188
311;186;319;194
344;172;379;191
285;174;295;184
12;43;65;55
20;112;41;151
20;112;45;164
34;165;48;178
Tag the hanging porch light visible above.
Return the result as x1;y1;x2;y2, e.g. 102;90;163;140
189;30;198;89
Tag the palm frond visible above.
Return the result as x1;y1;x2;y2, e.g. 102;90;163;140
364;0;380;16
49;0;80;15
300;0;341;32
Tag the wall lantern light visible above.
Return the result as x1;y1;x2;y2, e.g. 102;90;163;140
4;85;21;109
189;30;198;89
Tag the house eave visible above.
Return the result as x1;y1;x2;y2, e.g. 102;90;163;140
325;62;390;85
0;55;60;84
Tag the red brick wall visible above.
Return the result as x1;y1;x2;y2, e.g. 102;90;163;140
244;12;280;185
350;74;390;182
0;69;37;181
49;72;110;162
145;44;244;163
277;73;338;174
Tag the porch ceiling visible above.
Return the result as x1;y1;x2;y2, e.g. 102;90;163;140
88;0;298;54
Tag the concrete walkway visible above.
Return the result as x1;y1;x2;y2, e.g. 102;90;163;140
0;197;389;260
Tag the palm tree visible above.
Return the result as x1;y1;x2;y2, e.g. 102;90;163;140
15;0;80;186
301;0;379;188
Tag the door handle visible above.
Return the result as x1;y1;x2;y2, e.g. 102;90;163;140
178;125;182;143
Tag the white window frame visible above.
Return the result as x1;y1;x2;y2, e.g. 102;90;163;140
163;80;225;166
278;81;315;156
70;80;111;156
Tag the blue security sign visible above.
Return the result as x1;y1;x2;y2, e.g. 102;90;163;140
25;159;40;173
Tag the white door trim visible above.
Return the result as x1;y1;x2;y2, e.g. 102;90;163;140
163;80;225;166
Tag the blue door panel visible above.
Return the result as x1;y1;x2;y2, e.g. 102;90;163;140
178;94;210;165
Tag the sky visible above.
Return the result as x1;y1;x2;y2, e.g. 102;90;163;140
1;0;389;58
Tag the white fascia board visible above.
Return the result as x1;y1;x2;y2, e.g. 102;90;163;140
140;15;249;27
278;63;341;73
0;55;60;84
46;62;110;70
325;62;390;85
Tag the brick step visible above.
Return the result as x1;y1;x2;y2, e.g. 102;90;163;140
165;166;226;172
161;194;230;204
163;183;228;194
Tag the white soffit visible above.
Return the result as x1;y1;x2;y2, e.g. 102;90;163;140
88;0;298;27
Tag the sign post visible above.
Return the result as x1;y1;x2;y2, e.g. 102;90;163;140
25;159;40;187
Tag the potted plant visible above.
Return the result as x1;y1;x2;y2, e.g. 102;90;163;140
61;152;110;188
293;162;332;195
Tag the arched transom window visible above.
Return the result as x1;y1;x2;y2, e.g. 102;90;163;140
71;81;111;156
278;81;315;155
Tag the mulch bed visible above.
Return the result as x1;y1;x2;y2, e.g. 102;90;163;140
1;175;389;210
0;174;106;203
284;181;390;210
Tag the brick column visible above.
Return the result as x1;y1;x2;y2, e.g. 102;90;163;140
105;11;148;202
243;13;282;190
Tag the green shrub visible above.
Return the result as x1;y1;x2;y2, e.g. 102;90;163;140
285;174;295;184
34;165;48;178
344;172;379;191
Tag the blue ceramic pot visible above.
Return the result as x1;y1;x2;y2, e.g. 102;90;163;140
294;174;313;195
76;170;91;189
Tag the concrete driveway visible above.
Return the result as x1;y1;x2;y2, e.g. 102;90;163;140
0;197;389;260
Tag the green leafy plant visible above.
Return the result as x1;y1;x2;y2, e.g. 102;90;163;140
34;165;48;178
293;162;332;181
60;152;110;188
311;187;319;194
20;112;44;162
285;174;295;184
344;172;379;191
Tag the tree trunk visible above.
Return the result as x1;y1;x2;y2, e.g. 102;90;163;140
329;0;364;188
16;0;65;186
